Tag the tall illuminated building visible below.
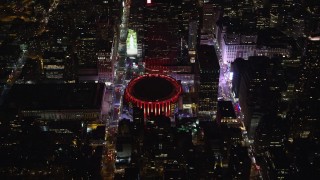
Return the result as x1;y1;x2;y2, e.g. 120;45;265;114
232;56;285;137
218;24;291;64
288;35;320;141
197;44;220;119
97;43;113;83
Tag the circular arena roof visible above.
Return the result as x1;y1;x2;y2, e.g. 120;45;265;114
125;74;182;103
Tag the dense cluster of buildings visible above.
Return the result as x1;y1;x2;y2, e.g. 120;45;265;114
0;0;319;179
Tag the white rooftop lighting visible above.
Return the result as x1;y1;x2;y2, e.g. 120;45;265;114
127;30;137;55
308;36;320;41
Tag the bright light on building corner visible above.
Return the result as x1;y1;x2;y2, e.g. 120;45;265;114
308;36;320;41
229;72;233;81
130;35;134;50
126;29;138;55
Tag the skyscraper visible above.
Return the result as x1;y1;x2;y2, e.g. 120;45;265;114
197;44;220;118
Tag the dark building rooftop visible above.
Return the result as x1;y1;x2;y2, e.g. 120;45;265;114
217;101;236;118
3;83;105;110
198;44;220;71
257;28;292;48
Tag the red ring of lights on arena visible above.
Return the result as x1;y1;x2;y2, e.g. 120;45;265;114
125;74;182;117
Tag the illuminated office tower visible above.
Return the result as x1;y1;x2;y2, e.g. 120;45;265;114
197;44;220;119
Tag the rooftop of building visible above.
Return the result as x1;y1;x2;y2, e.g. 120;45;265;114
127;74;181;102
217;101;236;118
198;44;220;71
232;56;271;73
3;83;105;110
257;28;292;48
